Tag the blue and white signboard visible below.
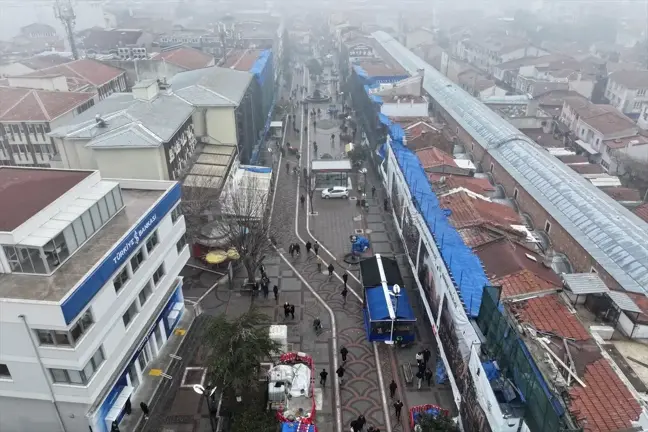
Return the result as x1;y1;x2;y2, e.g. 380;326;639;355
61;183;182;324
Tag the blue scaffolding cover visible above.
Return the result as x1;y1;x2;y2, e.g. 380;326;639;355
378;112;392;127
366;285;415;321
281;422;316;432
354;65;369;79
250;49;273;85
388;124;489;317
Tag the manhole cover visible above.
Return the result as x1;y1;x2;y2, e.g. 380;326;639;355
349;196;358;201
180;367;206;387
354;229;364;234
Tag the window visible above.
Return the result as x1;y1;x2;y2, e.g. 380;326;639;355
171;206;182;224
36;329;55;345
145;232;159;254
69;309;93;343
139;283;152;307
176;234;187;254
0;364;11;379
49;347;104;385
152;264;165;286
513;188;519;200
638;89;646;96
634;101;642;109
113;267;130;293
123;301;139;327
544;220;552;234
36;329;71;347
130;248;145;273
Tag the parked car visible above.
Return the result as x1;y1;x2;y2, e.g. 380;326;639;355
321;186;349;199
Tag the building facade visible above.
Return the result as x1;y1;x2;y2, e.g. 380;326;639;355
605;70;648;118
0;167;189;432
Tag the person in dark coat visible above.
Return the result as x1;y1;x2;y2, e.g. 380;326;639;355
305;241;312;254
340;346;349;362
328;263;334;277
273;285;279;301
284;302;290;319
389;379;397;398
320;369;328;387
342;272;348;287
313;241;320;256
425;368;434;387
394;400;403;420
357;415;366;430
423;348;431;366
336;365;345;382
140;401;150;419
125;398;132;415
341;287;348;304
261;282;269;298
289;304;295;320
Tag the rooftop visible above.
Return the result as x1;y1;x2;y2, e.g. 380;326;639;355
495;54;570;71
633;203;648;222
439;190;522;230
18;53;72;70
429;174;496;196
569;163;605;175
355;59;408;78
0;167;91;232
522;129;565;149
600;187;642;202
564;97;635;135
0;187;164;301
171;66;253;107
371;31;648;295
510;294;591;340
415;146;457;170
49;92;194;147
155;47;214;70
457;225;514;248
457;69;494;92
609;69;648;89
557;154;589;164
0;86;95;122
80;28;144;53
604;134;648;150
20;58;125;90
221;48;263;71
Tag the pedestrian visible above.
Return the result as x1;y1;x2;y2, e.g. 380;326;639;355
340;346;349;362
423;347;431;366
342;271;348;287
351;420;360;432
341;287;348;304
289;304;295;320
111;421;120;432
300;194;305;208
259;263;266;277
371;185;376;198
336;365;345;383
327;263;334;278
415;351;423;366
284;302;290;319
305;241;312;254
313;120;317;129
383;197;389;211
125;398;132;415
140;401;150;420
295;243;301;256
273;285;279;301
425;368;433;387
313;241;320;256
314;143;318;154
418;361;426;376
320;369;328;387
389;379;397;398
357;415;366;431
416;369;424;390
394;399;403;420
317;260;322;272
289;243;295;258
262;283;269;298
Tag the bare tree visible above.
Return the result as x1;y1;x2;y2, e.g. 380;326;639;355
217;175;277;283
181;173;223;244
609;150;648;196
302;172;318;214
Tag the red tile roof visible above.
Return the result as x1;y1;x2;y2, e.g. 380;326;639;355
22;58;124;90
156;47;214;70
0;86;95;122
600;186;641;202
569;359;643;432
558;154;589;164
512;295;591;340
0;167;91;231
405;121;438;138
415;146;457;170
475;238;562;288
440;191;522;230
458;226;506;248
634;203;648;222
221;49;264;71
430;174;496;196
493;269;558;298
604;134;648;150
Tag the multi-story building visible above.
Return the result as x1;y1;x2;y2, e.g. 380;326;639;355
455;35;549;74
157;29;223;58
4;59;127;101
78;29;153;60
0;166;189;432
0;86;96;167
49;80;198;181
605;70;648;118
0;53;72;78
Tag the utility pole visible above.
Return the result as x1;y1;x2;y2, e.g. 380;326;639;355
54;0;78;60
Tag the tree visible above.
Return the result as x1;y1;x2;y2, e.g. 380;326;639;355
216;176;277;283
180;169;223;244
306;58;323;77
417;412;460;432
302;172;317;214
206;308;280;399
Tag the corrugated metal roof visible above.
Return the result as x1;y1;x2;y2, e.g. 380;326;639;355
562;273;610;295
607;290;642;313
373;31;648;295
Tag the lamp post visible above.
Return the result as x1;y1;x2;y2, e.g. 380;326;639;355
389;284;401;344
193;384;218;432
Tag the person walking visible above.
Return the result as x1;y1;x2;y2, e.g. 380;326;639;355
284;302;291;319
357;415;366;431
394;400;404;421
342;272;348;288
389;379;398;398
140;402;150;420
415;351;424;367
262;282;269;298
336;365;345;384
289;304;295;320
295;243;301;256
340;346;349;362
125;398;132;415
273;285;279;302
300;194;305;208
320;369;328;387
416;370;424;390
313;241;320;256
341;287;348;304
371;185;376;198
327;263;334;279
305;241;312;254
423;347;431;366
289;243;295;258
425;368;433;387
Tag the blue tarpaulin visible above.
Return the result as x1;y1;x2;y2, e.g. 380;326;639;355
240;165;272;174
352;236;370;254
387;123;489;317
354;65;369;79
436;360;447;384
377;141;388;160
250;49;272;85
370;94;383;104
379;113;392;127
365;285;416;321
413;407;443;423
281;422;316;432
482;361;500;382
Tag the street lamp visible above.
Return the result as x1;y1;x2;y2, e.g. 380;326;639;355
193;384;218;432
389;284;401;344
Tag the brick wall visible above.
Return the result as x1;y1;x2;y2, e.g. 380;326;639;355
434;104;624;291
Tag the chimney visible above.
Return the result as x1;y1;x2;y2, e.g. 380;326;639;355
132;79;160;101
417;68;425;96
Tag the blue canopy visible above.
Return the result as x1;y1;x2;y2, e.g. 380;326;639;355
281;422;316;432
379;113;392;127
354;65;369;79
250;49;272;85
365;285;415;321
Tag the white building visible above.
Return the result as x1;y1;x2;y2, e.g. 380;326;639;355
0;167;189;432
605;70;648;118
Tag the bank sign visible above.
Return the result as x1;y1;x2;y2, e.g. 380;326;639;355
61;183;182;324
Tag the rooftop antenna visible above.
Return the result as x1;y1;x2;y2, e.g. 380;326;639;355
54;0;79;60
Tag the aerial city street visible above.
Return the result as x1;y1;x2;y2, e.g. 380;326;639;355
1;1;648;432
